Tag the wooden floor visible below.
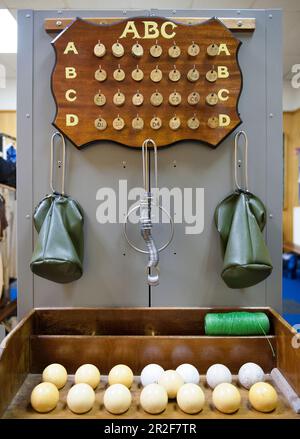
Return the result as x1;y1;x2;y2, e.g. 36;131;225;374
2;374;299;419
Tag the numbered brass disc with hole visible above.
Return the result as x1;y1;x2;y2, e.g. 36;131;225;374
132;116;144;130
93;42;106;58
168;43;181;58
132;41;144;58
113;116;125;130
187;91;200;106
94;117;107;130
187;67;200;82
206;69;218;82
113;91;125;106
207;116;219;128
169;91;182;106
112;41;125;57
150;91;163;106
94;92;106;106
150;116;162;130
187;116;200;130
113;67;125;82
187;42;200;57
131;67;144;82
150;42;163;58
169;116;181;130
132;92;144;106
206;92;218;106
207;43;219;57
169;68;181;82
150;67;163;83
94;67;107;82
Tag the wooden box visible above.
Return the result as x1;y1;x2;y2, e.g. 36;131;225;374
0;307;299;419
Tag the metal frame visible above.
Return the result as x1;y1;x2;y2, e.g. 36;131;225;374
17;8;282;318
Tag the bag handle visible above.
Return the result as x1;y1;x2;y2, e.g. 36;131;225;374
234;130;249;192
50;131;66;195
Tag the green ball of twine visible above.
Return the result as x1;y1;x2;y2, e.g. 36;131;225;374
204;311;270;336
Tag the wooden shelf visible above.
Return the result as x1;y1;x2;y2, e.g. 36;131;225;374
44;16;256;33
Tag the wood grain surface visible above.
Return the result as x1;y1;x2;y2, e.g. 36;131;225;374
51;17;242;148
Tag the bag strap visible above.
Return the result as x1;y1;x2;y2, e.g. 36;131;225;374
50;132;66;195
234;130;249;192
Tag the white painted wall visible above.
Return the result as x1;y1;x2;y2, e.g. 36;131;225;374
0;78;16;110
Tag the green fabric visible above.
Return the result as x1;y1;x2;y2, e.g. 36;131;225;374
214;191;272;289
30;193;84;283
204;311;270;335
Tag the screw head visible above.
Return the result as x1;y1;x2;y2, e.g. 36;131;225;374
56;20;62;27
269;14;273;19
25;13;30;18
25;214;30;219
26;113;30;118
269;113;274;118
269;213;273;219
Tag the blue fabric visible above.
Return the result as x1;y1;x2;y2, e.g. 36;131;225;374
6;145;16;164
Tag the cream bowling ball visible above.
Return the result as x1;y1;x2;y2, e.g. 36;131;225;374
108;364;134;388
249;382;278;412
42;363;68;389
177;383;205;414
158;370;184;399
212;383;241;414
67;383;95;414
140;383;168;414
31;382;59;413
75;364;101;389
176;364;200;384
206;364;232;389
140;364;164;387
104;384;132;415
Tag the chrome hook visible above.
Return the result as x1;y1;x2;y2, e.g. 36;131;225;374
234;130;249;192
50;131;66;195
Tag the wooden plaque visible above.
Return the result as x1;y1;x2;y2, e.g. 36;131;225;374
51;17;242;148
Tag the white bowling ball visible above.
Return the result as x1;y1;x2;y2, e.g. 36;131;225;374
206;364;232;389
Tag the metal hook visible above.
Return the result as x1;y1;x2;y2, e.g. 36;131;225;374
142;138;158;196
234;130;249;192
50;131;66;195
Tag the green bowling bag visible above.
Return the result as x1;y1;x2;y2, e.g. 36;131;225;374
214;131;272;289
30;133;84;283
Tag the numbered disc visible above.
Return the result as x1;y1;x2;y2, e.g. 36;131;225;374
206;92;218;106
169;116;181;130
187;91;200;105
95;68;107;82
150;67;162;83
132;116;144;130
207;116;219;128
112;41;125;57
131;67;144;82
168;44;181;58
150;91;163;106
207;43;219;56
94;117;107;130
150;116;162;130
169;91;182;106
94;92;106;106
187;42;200;57
187;116;200;130
113;91;125;106
93;42;106;58
132;92;144;106
187;67;200;82
113;116;125;130
132;42;144;58
206;69;218;82
113;67;125;82
150;43;162;58
169;68;181;82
